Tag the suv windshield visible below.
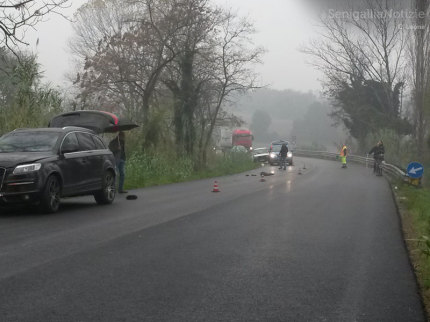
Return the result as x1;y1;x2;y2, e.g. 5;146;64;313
0;131;60;152
271;143;288;152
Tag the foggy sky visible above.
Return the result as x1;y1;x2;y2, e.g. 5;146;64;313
26;0;328;92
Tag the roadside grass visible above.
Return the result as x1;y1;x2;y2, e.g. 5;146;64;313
396;183;430;315
124;151;260;189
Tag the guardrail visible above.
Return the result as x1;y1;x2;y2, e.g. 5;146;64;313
294;149;408;181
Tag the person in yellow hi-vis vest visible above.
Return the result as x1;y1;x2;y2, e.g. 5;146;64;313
340;144;348;168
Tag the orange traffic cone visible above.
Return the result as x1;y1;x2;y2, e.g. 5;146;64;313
260;172;266;182
212;181;220;192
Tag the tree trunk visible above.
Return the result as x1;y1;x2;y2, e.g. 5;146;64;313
180;49;196;155
174;98;184;156
414;0;428;158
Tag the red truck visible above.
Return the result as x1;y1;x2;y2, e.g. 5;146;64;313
232;129;253;151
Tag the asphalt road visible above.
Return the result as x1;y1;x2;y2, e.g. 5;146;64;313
0;157;425;321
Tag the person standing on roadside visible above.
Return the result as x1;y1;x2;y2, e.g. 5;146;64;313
109;131;128;193
340;144;348;168
279;143;289;170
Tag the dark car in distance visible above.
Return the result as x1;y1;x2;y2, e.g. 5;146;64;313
0;127;117;213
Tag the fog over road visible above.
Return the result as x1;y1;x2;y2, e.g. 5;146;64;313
0;157;425;321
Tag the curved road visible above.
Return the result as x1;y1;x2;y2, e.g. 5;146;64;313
0;157;425;321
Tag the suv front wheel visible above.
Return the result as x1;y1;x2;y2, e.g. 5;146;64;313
39;175;61;213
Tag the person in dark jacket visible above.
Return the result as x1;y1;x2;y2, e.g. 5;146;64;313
368;140;385;174
279;143;289;170
109;131;128;193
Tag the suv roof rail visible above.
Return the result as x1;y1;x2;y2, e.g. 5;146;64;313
61;126;93;131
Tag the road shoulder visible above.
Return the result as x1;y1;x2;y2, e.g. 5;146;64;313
391;183;430;320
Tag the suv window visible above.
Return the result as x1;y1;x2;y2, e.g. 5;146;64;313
76;132;96;151
61;132;79;153
92;135;106;150
271;145;283;152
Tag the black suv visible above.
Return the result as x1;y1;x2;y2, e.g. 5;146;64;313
0;127;116;213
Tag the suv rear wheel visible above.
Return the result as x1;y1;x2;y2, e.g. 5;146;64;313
94;170;116;205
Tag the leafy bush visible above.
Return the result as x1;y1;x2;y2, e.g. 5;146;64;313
125;152;194;188
401;185;430;235
124;150;258;189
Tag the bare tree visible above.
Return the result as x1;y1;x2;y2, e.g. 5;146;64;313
0;0;70;50
69;0;136;60
161;1;262;158
70;0;263;162
198;10;263;165
69;0;140;115
303;0;409;150
71;0;179;130
160;0;223;156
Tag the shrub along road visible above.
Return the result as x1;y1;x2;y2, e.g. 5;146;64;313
0;157;425;321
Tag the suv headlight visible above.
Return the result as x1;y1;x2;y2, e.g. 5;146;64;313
13;163;42;175
287;152;292;158
270;152;277;158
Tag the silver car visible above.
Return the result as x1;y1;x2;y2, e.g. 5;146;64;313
252;147;269;163
268;140;293;166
